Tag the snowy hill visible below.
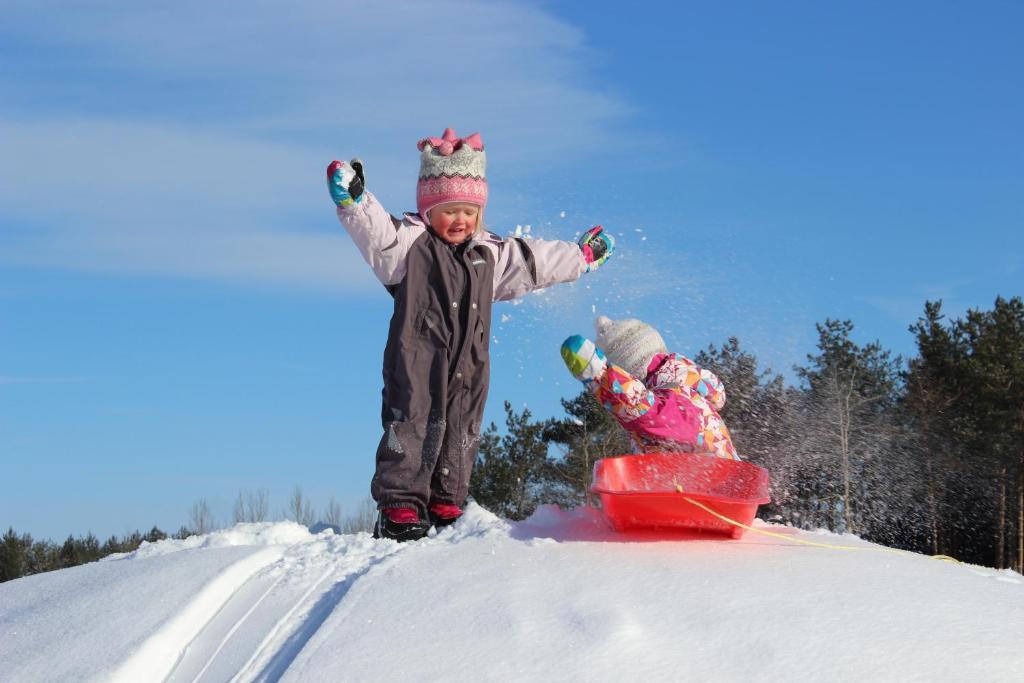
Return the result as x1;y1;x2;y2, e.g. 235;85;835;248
1;503;1022;682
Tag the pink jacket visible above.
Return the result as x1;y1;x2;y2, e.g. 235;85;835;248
590;352;739;460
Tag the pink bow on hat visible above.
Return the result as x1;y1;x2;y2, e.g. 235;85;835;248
417;127;484;156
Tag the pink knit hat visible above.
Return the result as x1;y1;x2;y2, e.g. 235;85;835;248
416;128;488;220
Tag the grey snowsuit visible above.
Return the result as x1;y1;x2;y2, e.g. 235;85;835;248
337;192;586;514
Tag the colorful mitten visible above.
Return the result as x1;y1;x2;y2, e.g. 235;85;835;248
327;159;366;207
578;225;616;272
561;335;608;384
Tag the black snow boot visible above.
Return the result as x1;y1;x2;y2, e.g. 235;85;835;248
373;509;430;543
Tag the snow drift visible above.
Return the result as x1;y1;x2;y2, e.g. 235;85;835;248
1;503;1021;681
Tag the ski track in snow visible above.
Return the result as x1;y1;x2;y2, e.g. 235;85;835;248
108;547;286;683
144;532;405;683
106;508;509;682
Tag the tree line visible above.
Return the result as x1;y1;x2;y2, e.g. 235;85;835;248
1;487;377;583
4;296;1020;581
471;297;1024;571
0;526;181;582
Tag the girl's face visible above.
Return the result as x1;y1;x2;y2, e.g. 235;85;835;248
429;203;480;244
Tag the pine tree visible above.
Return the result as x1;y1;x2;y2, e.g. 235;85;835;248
82;533;101;563
0;528;29;582
143;527;167;544
59;535;81;569
101;535;122;555
26;538;58;575
541;390;632;507
960;297;1024;569
906;297;1024;568
470;402;550;520
904;300;966;557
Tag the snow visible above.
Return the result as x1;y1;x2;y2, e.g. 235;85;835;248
1;504;1022;681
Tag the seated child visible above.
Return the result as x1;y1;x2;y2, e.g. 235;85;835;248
560;316;738;460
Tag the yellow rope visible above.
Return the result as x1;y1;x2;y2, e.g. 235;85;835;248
677;492;960;564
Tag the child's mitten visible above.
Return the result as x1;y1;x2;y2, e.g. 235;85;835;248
561;335;608;384
578;225;616;272
327;159;366;207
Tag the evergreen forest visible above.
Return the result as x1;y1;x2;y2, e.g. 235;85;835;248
472;297;1024;571
4;296;1022;582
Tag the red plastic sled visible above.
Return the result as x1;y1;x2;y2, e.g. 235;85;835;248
590;452;771;538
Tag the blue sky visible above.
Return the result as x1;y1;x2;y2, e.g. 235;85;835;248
2;1;1021;539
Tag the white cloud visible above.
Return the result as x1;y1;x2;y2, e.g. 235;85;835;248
0;120;319;219
0;120;379;291
1;1;628;291
2;222;379;293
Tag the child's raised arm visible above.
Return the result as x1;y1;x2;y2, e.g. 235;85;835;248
561;335;655;422
484;226;616;302
328;160;425;287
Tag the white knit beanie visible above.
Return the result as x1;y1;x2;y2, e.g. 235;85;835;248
594;316;667;379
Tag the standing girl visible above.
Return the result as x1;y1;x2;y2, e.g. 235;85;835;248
328;128;615;540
